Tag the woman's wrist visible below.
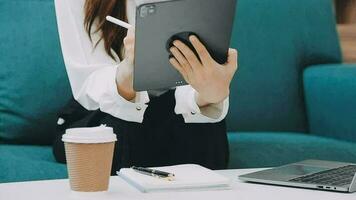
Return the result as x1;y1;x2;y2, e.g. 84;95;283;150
116;85;136;101
116;58;136;101
195;92;211;108
116;58;133;81
195;89;229;108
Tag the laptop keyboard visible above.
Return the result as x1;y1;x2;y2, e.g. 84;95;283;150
289;165;356;186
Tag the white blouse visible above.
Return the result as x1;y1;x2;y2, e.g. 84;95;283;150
54;0;229;123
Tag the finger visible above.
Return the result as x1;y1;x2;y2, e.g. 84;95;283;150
123;37;134;46
169;57;190;83
173;40;202;70
189;35;213;66
125;27;135;47
123;37;134;50
225;48;238;72
170;47;193;75
127;27;135;37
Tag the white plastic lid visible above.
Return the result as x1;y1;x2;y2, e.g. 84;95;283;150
62;125;117;144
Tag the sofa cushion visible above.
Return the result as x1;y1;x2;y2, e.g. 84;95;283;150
0;145;67;183
0;0;72;144
304;64;356;143
228;132;356;169
3;132;356;183
226;0;341;132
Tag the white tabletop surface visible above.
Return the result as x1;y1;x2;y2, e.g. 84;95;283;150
1;168;355;200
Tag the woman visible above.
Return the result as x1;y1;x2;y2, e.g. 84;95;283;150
53;0;238;173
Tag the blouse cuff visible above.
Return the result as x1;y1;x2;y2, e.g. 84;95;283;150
99;66;150;123
174;85;229;123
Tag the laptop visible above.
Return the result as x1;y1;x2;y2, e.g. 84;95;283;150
133;0;237;91
239;160;356;193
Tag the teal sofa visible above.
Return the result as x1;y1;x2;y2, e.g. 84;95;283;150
1;0;356;183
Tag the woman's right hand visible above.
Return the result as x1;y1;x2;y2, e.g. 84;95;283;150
123;27;135;65
116;27;136;101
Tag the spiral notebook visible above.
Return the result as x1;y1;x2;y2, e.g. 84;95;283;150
117;164;232;193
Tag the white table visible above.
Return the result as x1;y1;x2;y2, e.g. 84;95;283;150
1;168;355;200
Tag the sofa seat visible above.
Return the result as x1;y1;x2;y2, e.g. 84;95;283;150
228;132;356;169
0;145;67;183
2;132;356;183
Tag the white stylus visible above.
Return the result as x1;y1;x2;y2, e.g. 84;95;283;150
106;16;133;29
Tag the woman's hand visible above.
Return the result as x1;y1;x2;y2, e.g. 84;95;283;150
123;27;135;66
116;27;136;101
169;35;238;107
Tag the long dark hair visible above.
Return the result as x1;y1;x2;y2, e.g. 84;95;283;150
84;0;127;60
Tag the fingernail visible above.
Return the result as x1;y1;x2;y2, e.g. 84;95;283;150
169;57;175;62
170;47;175;52
189;35;197;41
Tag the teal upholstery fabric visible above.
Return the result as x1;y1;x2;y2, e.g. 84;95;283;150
3;132;356;183
227;0;341;132
0;144;67;183
304;64;356;143
0;0;72;144
228;132;356;169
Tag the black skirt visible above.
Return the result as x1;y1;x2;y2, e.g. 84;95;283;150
53;89;229;174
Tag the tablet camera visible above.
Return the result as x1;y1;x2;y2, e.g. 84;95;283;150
140;5;156;18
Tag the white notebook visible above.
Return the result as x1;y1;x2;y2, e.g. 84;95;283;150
117;164;232;193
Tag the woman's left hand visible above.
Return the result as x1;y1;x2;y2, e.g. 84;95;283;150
169;35;238;107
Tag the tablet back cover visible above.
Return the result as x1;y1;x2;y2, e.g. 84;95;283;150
134;0;237;91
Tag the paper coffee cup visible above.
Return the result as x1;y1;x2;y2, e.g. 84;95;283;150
62;125;117;192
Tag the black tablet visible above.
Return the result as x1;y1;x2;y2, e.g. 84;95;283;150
134;0;237;91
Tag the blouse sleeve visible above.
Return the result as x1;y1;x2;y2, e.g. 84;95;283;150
54;0;149;123
175;85;229;123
